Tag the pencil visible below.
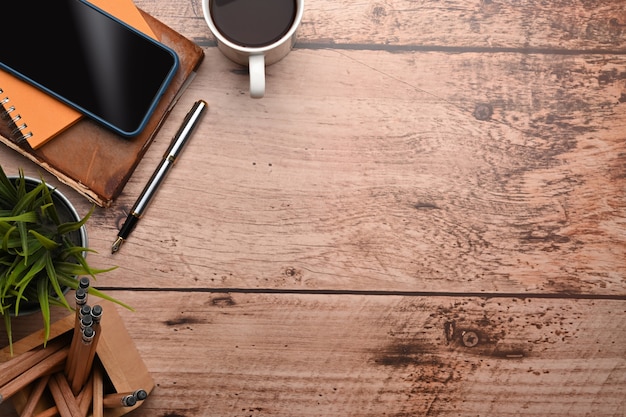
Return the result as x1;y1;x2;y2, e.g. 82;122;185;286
77;371;94;417
0;335;66;387
30;376;92;417
90;304;103;326
66;311;92;388
31;406;58;417
64;298;90;379
72;280;90;340
47;376;71;417
133;389;149;402
75;287;88;311
92;361;104;417
102;392;137;408
75;304;103;390
70;326;95;396
78;277;91;292
53;373;82;417
101;388;148;404
47;374;74;417
18;375;50;417
64;278;89;368
0;346;68;404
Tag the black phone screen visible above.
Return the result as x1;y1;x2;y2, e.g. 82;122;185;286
0;0;179;137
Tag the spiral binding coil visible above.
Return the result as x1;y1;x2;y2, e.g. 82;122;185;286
0;87;34;142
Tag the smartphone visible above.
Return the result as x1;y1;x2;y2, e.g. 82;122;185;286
0;0;179;138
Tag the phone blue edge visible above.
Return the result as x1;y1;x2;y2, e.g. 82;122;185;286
0;0;180;138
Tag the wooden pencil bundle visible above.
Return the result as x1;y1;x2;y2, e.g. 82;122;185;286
69;326;95;395
3;290;151;416
77;304;103;392
8;346;150;416
28;373;93;417
14;374;49;417
48;373;82;417
65;304;102;395
0;335;67;387
65;278;98;395
64;278;90;381
0;347;68;404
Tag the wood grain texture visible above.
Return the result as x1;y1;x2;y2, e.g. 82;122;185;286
48;47;624;295
3;292;624;417
0;0;624;416
133;0;626;50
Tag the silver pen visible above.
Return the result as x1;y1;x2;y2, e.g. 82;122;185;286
111;99;208;253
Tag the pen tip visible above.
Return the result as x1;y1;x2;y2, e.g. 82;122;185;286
111;236;124;254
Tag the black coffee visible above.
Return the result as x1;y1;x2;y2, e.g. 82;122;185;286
210;0;297;48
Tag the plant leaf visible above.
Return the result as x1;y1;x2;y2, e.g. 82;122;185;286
12;182;47;216
44;252;70;310
1;256;37;299
3;313;13;356
56;275;134;312
16;220;29;265
57;205;93;236
29;230;60;251
13;251;46;291
0;166;18;207
1;224;17;252
39;183;60;225
0;212;38;223
54;260;117;278
37;277;51;346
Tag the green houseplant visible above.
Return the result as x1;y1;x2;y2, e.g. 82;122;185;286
0;166;130;354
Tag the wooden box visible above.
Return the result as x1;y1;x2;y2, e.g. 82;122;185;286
0;299;153;417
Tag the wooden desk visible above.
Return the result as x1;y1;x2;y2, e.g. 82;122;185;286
1;0;625;415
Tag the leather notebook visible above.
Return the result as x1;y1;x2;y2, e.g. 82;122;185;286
0;10;205;207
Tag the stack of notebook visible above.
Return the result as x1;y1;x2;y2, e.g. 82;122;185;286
0;0;204;207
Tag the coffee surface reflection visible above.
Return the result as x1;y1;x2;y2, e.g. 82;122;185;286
210;0;297;47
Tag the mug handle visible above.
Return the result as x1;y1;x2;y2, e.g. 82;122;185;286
249;54;265;98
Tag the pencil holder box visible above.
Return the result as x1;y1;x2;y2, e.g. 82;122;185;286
0;299;154;417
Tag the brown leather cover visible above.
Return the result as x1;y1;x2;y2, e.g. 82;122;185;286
0;11;205;207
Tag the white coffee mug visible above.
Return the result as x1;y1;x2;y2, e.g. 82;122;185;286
202;0;304;98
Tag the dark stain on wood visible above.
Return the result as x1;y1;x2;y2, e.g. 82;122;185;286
374;342;431;367
242;407;264;413
211;295;236;307
520;229;571;247
597;68;626;84
444;320;455;342
435;302;532;359
373;340;459;390
163;316;205;327
413;202;440;210
366;299;555;415
544;277;585;295
376;309;495;367
368;3;388;25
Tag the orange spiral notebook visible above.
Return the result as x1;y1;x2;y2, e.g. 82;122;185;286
0;0;157;149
